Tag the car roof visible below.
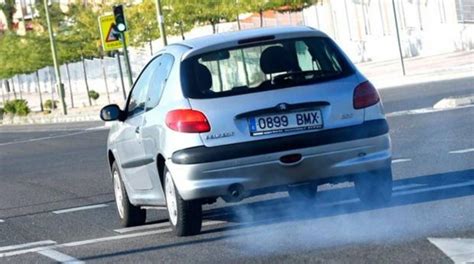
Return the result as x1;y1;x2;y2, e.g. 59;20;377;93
166;26;328;60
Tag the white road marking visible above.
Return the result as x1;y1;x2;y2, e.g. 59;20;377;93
53;204;108;214
449;148;474;154
62;228;174;247
203;220;227;226
38;249;84;264
0;131;93;147
394;180;474;197
428;238;474;263
114;222;170;234
85;125;109;131
0;219;4;223
386;104;474;117
392;158;412;164
0;220;225;258
114;220;226;234
0;240;56;253
392;183;425;191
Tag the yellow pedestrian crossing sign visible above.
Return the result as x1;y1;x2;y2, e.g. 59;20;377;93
99;14;123;51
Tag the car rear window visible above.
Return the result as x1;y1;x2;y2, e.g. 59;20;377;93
181;37;355;99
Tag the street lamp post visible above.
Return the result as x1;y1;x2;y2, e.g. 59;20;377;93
391;0;406;76
43;0;67;115
155;0;168;47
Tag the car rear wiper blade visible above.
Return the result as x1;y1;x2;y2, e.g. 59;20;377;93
271;70;338;85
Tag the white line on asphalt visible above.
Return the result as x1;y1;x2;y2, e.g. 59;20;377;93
38;249;84;264
0;220;226;258
392;158;412;164
53;204;108;214
0;240;56;253
394;180;474;197
386;104;474;117
85;125;109;131
114;222;170;234
449;148;474;154
0;131;93;147
63;228;174;247
113;220;227;234
428;237;474;263
0;219;4;223
392;183;425;191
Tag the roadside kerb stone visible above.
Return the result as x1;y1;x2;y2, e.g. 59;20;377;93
434;95;474;109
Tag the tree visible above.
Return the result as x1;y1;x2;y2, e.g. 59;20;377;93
59;3;102;62
0;0;16;31
167;0;238;34
242;0;319;27
241;0;279;27
127;0;161;52
163;1;196;39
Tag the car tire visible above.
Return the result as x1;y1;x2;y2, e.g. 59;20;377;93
164;168;202;236
288;183;318;201
112;161;146;227
354;167;393;207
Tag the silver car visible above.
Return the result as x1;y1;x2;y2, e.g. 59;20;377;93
100;26;393;236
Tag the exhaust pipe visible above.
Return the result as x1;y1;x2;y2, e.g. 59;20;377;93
222;184;245;203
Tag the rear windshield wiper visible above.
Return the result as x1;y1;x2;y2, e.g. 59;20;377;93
271;70;339;85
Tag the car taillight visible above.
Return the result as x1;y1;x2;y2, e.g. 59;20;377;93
353;81;380;109
166;109;210;133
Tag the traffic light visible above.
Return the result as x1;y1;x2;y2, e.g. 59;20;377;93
113;5;127;32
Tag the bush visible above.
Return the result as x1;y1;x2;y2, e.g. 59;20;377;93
3;99;31;116
4;100;16;114
44;99;58;110
88;90;100;101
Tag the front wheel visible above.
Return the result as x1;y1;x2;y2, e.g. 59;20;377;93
164;168;202;236
354;167;393;207
112;162;146;227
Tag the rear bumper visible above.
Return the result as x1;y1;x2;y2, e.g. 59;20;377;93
167;119;391;201
172;119;389;164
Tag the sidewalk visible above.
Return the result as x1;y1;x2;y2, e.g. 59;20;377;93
1;51;473;125
357;50;474;89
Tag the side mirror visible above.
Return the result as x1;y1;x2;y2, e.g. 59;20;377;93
100;104;124;121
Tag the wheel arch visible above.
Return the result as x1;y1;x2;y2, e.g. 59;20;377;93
108;150;116;169
156;154;166;187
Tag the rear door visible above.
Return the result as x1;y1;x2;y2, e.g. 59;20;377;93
185;37;364;147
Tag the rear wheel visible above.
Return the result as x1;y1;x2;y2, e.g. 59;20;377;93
288;183;318;201
164;168;202;236
112;162;146;227
354;167;393;207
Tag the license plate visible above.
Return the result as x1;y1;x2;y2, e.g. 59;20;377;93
248;110;323;136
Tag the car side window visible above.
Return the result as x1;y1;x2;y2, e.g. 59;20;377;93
127;56;161;117
146;54;175;111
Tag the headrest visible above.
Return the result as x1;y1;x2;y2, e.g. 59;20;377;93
260;46;297;74
195;63;212;93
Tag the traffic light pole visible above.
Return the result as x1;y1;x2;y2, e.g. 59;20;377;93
120;33;133;88
43;0;67;115
116;52;127;100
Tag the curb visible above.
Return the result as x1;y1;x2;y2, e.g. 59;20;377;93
1;115;100;125
434;95;474;109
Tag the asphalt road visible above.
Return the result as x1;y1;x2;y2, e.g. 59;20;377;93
0;77;473;263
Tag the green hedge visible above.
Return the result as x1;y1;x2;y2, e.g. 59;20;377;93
88;90;100;101
44;99;58;110
3;99;31;116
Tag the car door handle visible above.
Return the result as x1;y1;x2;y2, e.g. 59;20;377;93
135;126;140;134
